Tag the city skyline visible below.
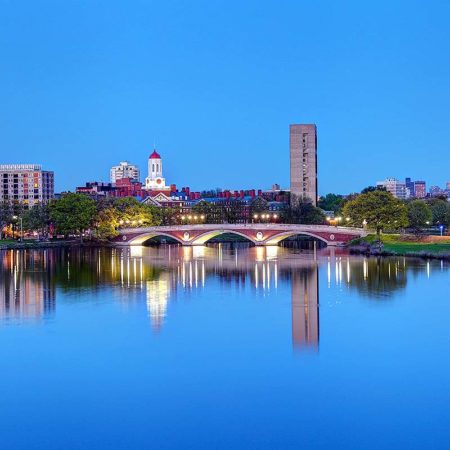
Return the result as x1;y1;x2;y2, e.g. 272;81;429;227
1;2;450;193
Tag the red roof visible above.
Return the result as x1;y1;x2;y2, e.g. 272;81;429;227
149;150;161;159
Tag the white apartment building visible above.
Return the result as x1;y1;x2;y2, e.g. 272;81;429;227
0;164;54;207
376;177;407;199
110;161;140;183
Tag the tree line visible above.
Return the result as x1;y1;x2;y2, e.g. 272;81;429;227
0;194;162;241
320;187;450;235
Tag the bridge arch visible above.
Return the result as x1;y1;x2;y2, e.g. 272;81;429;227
128;232;185;246
264;231;330;246
191;230;258;245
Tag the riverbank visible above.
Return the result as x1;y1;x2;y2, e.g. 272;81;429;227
350;234;450;260
0;239;105;250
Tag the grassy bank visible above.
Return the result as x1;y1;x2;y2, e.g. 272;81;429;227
351;234;450;258
0;239;103;250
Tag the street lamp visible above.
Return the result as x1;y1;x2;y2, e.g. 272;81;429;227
440;225;444;236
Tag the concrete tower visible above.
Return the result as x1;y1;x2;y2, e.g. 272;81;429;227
290;124;318;206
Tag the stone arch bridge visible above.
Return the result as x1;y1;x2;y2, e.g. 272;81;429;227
115;224;366;247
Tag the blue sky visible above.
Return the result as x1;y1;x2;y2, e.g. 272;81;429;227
1;0;449;194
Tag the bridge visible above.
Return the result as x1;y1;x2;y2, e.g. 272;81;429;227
114;224;367;247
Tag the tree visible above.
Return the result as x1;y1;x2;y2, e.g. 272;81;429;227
429;199;450;227
361;185;386;194
111;197;159;226
282;197;325;224
22;204;50;237
0;202;13;239
225;200;245;224
249;197;269;217
49;193;97;241
93;197;161;240
318;193;345;213
342;190;408;235
407;200;432;232
158;207;179;225
191;200;223;223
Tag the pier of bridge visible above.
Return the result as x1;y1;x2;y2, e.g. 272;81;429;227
114;224;367;247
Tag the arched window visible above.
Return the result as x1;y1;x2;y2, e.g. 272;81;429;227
157;164;159;172
152;164;155;172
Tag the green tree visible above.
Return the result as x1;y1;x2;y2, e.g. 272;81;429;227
0;202;13;239
49;193;97;241
22;204;50;237
361;185;386;194
191;200;223;223
282;197;325;224
342;190;408;235
429;199;450;227
94;197;161;240
158;207;179;225
407;200;432;232
249;197;269;218
225;200;245;224
113;197;160;226
318;193;345;213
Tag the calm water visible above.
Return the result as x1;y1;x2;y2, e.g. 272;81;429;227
1;245;449;450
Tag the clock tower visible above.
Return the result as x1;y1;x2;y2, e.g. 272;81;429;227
145;149;167;190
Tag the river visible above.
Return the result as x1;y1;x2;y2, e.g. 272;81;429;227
0;245;449;449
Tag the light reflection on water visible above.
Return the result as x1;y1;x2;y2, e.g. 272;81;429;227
0;246;447;342
0;246;449;449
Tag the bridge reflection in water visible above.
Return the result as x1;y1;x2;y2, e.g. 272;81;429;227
1;245;441;350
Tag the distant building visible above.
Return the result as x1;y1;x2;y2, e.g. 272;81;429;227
110;161;140;183
414;181;426;199
0;164;54;208
145;150;168;190
376;178;407;199
405;177;415;198
429;185;444;197
76;181;116;198
446;181;450;191
290;124;318;206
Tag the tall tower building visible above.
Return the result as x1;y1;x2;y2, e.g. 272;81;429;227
290;124;318;206
145;150;167;190
110;161;140;183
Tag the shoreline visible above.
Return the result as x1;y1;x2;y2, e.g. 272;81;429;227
0;240;108;250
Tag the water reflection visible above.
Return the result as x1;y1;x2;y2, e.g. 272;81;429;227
0;250;56;322
0;247;448;348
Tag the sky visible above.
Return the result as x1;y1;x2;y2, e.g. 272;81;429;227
1;0;450;195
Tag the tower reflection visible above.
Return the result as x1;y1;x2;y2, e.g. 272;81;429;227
291;266;319;350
